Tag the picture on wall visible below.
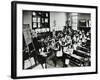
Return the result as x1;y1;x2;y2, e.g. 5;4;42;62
11;1;98;79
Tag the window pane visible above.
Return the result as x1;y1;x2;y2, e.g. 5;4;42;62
46;13;48;17
45;18;48;23
33;23;37;28
42;18;44;23
33;17;37;22
38;23;40;28
38;17;40;22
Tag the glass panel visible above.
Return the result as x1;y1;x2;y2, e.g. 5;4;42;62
72;24;77;30
38;17;40;22
42;18;44;23
72;16;78;23
33;17;37;22
38;23;40;28
45;18;48;23
46;13;48;17
33;23;37;28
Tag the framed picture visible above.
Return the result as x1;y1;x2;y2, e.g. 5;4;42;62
11;1;98;79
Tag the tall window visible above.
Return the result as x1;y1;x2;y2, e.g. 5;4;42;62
71;13;78;30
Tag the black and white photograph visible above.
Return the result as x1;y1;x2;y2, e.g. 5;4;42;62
23;11;91;70
11;1;97;79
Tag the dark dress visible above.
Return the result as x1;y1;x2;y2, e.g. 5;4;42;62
32;37;40;51
32;37;40;65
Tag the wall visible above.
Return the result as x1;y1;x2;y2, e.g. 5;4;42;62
78;13;91;20
78;13;91;27
23;11;32;29
23;11;67;31
50;12;67;31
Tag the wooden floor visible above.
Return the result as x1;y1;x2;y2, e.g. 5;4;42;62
24;57;76;70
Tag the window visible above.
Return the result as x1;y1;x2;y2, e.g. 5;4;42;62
71;13;78;30
32;11;50;29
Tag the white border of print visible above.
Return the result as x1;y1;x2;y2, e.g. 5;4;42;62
17;4;96;77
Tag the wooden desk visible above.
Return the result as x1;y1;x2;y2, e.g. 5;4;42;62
77;46;90;53
63;49;91;67
64;52;84;65
73;50;90;58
